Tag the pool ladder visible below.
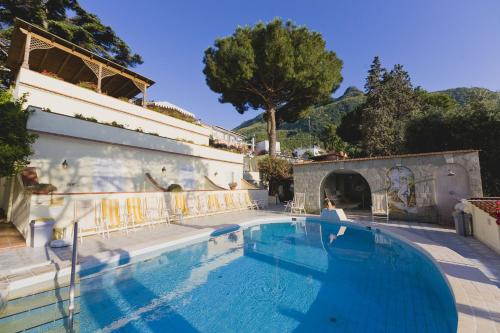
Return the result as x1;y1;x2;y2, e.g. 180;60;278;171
68;220;78;332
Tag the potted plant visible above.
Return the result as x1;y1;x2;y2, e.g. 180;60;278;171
167;184;183;192
77;81;98;91
228;182;238;190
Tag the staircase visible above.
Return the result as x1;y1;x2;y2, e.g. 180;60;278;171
0;223;26;251
0;285;80;332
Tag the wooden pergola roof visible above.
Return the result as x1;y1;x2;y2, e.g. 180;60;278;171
7;18;154;99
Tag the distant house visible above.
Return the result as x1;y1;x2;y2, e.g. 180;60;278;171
209;125;247;149
255;140;281;155
293;145;324;158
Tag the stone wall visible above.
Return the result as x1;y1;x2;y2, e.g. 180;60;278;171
293;150;482;224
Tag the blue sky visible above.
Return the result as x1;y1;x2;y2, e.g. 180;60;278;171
81;0;500;129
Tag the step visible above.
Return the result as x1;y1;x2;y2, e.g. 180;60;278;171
28;318;80;333
0;285;80;319
0;300;80;333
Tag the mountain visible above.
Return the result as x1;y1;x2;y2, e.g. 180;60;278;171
234;86;365;151
438;87;500;107
234;86;500;152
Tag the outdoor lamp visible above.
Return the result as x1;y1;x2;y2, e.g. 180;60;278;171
162;166;166;173
447;169;455;176
62;160;69;169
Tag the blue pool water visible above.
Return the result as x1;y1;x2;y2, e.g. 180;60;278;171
79;220;457;332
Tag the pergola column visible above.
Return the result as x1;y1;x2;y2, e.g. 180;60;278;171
97;64;103;93
142;83;147;106
22;33;31;68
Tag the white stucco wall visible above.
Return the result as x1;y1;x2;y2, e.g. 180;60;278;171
14;68;210;145
25;109;245;194
464;201;500;255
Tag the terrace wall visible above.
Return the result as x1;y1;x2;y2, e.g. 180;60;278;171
27;110;244;194
14;68;210;145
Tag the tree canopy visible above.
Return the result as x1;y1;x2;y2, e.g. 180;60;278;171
0;0;143;68
0;89;37;177
336;56;500;196
360;58;421;156
203;18;343;156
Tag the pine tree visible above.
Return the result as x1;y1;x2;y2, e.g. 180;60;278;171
0;0;142;68
360;58;420;156
203;19;343;156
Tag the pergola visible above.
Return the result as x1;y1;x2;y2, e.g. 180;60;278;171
7;18;154;105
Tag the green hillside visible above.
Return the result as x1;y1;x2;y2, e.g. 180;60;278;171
438;87;500;108
234;86;500;153
234;86;365;152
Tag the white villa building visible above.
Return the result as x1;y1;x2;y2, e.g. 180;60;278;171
0;19;266;244
209;125;247;150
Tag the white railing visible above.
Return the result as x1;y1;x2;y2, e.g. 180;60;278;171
29;189;268;240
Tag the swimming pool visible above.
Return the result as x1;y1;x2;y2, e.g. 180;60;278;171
79;219;457;332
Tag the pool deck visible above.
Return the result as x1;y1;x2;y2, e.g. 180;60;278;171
0;207;499;332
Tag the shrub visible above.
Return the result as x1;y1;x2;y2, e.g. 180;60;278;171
74;113;97;122
258;156;292;182
167;184;183;192
0;90;38;176
147;104;199;124
109;121;125;129
40;70;62;80
77;81;97;91
258;156;293;196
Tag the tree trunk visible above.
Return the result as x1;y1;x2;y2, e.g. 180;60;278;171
266;107;277;156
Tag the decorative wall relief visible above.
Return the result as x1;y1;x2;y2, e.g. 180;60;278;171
386;166;417;214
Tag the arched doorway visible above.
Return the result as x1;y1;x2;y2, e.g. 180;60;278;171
320;170;372;211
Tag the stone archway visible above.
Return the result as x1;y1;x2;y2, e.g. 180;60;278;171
320;170;372;211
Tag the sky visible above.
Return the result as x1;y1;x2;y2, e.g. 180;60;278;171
80;0;500;129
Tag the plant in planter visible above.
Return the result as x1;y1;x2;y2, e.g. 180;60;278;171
77;81;98;91
167;184;183;192
228;182;238;190
24;183;57;194
40;70;63;80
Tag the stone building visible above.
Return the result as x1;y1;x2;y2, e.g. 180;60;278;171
293;150;483;225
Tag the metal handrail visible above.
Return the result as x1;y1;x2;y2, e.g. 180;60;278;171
68;220;78;331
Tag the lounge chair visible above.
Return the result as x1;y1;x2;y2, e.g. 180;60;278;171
285;193;306;215
126;197;144;230
100;198;129;238
245;192;260;210
144;196;164;226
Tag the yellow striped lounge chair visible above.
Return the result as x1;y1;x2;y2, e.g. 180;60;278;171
126;197;149;229
100;198;127;238
224;193;236;211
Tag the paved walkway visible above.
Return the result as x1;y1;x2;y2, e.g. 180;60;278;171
347;212;500;332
